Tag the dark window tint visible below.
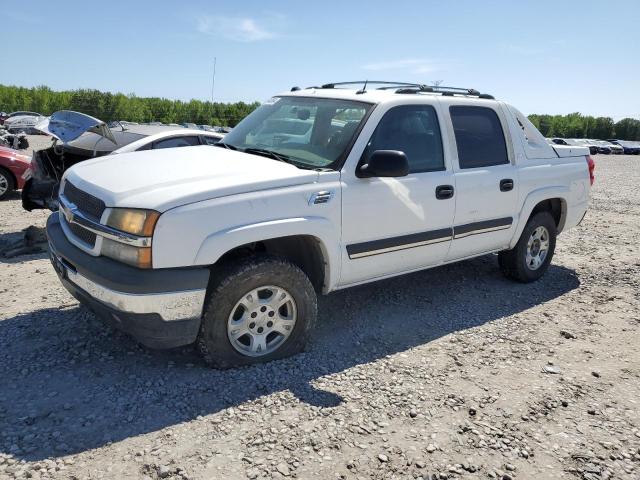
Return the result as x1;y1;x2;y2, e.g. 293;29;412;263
450;106;509;168
202;135;222;145
366;105;444;173
153;136;200;149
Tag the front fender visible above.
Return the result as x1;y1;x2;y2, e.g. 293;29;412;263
509;186;569;249
194;216;341;292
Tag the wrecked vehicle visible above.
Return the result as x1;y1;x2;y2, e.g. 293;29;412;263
0;128;29;150
1;111;40;126
0;146;31;199
4;112;45;133
22;111;223;211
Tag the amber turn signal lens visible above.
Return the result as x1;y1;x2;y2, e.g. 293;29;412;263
101;238;153;269
106;209;160;236
137;247;152;269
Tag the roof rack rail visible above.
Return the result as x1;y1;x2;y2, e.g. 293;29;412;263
320;81;419;89
391;85;494;99
316;81;494;99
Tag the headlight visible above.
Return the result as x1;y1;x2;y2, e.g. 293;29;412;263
102;238;153;269
102;208;159;268
106;208;159;236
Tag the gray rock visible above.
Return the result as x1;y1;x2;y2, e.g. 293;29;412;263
275;462;290;476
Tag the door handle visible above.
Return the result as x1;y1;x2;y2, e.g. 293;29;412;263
500;179;514;192
435;185;454;200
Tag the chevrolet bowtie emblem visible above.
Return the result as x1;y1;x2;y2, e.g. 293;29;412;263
62;201;77;223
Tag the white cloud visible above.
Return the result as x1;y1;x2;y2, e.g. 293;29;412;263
361;58;440;75
197;14;283;42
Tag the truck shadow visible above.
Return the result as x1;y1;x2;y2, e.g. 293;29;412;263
0;255;580;461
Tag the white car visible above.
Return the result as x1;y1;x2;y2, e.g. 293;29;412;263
111;128;222;154
46;82;593;368
4;111;45;134
22;111;223;211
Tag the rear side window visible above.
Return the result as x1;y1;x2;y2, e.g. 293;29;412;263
450;106;509;168
153;136;201;149
365;105;444;173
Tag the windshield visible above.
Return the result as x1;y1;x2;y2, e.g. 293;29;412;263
222;96;373;169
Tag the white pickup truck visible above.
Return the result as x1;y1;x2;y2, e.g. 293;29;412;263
46;82;594;368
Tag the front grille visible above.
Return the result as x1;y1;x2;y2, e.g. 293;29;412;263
63;181;106;220
68;222;97;248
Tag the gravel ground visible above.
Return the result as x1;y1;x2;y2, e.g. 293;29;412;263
0;146;639;480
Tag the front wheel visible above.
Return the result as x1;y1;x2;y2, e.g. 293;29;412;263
0;168;15;200
499;211;557;283
197;255;317;368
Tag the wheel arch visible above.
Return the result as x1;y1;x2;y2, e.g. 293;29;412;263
194;217;340;293
529;198;566;231
510;187;569;249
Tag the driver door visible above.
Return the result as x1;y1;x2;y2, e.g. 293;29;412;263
339;104;456;286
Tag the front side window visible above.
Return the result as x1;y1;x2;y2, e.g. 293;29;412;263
364;105;444;173
450;106;509;168
153;136;200;149
222;96;373;169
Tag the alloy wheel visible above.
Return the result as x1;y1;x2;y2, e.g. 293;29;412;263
227;285;297;357
525;226;550;270
0;173;9;197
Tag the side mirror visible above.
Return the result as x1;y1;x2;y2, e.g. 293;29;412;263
359;150;409;178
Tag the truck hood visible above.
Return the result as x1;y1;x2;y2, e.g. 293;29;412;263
63;146;319;211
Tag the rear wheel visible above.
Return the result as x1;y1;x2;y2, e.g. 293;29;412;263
0;168;15;200
197;255;317;368
499;211;557;283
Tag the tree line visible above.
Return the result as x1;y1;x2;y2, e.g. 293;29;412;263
526;113;639;141
2;84;640;140
0;85;260;127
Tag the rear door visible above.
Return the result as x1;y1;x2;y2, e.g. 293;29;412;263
445;104;519;260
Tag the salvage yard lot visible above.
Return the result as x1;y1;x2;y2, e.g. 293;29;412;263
0;151;639;479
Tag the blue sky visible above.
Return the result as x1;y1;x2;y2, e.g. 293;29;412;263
4;0;639;119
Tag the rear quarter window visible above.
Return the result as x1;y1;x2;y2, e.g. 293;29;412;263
202;135;222;145
450;106;509;169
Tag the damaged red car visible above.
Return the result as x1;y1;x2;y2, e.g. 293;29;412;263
0;146;31;200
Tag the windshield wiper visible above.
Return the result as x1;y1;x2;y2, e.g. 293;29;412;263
213;142;238;150
244;148;295;165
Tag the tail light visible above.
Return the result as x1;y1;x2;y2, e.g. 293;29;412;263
586;155;595;186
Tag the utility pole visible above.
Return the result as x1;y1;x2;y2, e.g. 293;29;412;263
211;57;217;103
211;57;217;126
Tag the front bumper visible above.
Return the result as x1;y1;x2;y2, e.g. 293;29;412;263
46;213;210;348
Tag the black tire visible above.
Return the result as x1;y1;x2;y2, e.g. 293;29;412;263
197;255;317;368
498;211;557;283
0;167;16;200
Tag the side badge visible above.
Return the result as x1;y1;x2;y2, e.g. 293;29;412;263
309;191;333;205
